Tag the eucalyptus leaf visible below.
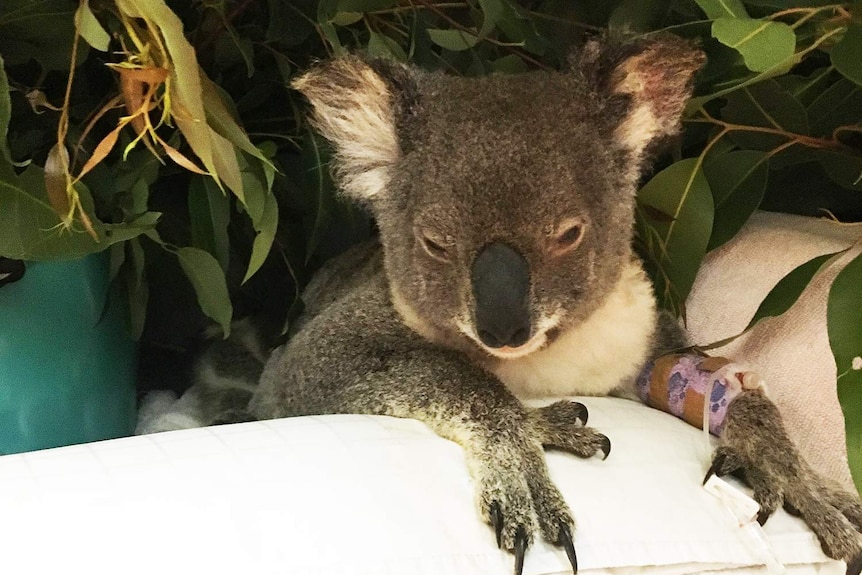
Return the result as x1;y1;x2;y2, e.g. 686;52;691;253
125;238;148;340
609;0;670;32
828;251;862;492
74;0;110;52
816;150;862;191
746;251;839;332
175;246;233;337
722;79;809;151
189;177;230;271
831;23;862;87
695;0;748;19
244;190;279;283
638;158;714;314
704;150;769;250
428;29;482;51
0;55;10;164
367;31;407;61
807;78;862;136
302;130;336;263
712;18;796;73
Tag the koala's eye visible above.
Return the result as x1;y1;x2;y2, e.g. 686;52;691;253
549;219;586;257
418;231;452;262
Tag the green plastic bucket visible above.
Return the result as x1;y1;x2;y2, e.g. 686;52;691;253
0;253;137;454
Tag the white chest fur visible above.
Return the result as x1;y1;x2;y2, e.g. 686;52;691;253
490;262;658;400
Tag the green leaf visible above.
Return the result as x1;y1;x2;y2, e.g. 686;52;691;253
427;28;481;51
125;238;148;340
243;190;279;283
75;0;109;52
637;158;714;315
491;54;528;74
807;78;862;136
188;177;230;270
816;150;862;191
609;0;671;32
477;0;545;55
722;79;809;150
0;0;82;71
747;251;838;331
828;251;862;493
832;23;862;87
367;31;407;61
175;246;233;337
337;0;397;11
302;130;335;263
0;55;10;164
695;0;748;19
704;150;769;250
0;165;155;260
712;18;796;73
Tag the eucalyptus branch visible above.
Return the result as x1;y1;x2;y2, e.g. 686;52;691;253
414;0;552;70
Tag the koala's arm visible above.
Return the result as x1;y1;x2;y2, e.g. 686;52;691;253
249;278;603;571
646;313;862;568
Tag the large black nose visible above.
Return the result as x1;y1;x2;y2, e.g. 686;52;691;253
471;242;531;349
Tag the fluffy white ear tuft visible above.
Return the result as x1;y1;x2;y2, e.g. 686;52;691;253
292;57;401;202
610;38;705;161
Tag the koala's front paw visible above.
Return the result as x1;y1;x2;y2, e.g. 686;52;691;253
707;390;862;574
529;400;611;459
472;433;578;575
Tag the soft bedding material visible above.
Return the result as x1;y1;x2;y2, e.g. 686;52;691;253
0;397;841;574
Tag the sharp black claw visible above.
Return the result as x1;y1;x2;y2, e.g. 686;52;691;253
490;502;503;549
513;526;528;575
573;402;588;426
599;435;611;460
558;522;578;574
756;509;771;526
847;552;862;575
703;453;727;486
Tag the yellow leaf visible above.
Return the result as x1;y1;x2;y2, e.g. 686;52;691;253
44;143;71;220
76;124;122;180
162;140;209;175
75;0;111;52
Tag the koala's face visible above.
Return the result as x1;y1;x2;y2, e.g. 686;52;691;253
294;38;704;359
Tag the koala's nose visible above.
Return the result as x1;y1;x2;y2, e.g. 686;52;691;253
471;242;531;349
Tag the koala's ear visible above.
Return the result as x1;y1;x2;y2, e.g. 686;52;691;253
292;57;415;202
579;35;705;160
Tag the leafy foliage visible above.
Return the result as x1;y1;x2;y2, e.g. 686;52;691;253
0;0;860;483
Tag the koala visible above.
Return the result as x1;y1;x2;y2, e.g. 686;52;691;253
191;36;862;575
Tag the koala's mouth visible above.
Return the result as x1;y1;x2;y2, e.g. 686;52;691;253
457;314;562;360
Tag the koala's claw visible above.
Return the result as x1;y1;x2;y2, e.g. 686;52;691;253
847;553;862;575
716;391;862;565
490;501;504;548
529;401;609;459
572;402;588;426
599;434;611;460
702;452;727;485
513;526;528;575
558;522;578;573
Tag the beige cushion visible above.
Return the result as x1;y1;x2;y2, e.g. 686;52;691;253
686;211;862;490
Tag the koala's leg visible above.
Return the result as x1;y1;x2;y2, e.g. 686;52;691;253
645;312;862;571
706;389;862;571
250;286;593;574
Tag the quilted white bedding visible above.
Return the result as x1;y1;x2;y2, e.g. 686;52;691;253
0;396;842;575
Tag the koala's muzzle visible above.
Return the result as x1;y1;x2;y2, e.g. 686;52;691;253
471;242;531;349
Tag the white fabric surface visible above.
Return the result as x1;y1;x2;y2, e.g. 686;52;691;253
0;397;842;575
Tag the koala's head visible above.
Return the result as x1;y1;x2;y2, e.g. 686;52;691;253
293;37;704;360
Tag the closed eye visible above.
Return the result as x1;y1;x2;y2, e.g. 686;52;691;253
549;219;586;257
419;231;452;261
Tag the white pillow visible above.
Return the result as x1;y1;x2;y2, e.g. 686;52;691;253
0;398;841;575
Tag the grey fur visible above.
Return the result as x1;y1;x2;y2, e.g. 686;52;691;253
194;36;861;570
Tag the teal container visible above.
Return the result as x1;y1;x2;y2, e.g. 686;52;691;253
0;253;137;454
